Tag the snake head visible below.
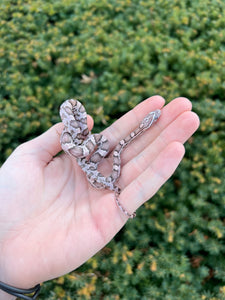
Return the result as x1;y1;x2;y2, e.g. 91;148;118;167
141;109;161;129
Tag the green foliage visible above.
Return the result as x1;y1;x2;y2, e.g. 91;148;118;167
0;0;225;299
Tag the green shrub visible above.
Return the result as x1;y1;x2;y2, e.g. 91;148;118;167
0;0;225;299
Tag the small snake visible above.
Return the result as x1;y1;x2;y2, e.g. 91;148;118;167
60;99;161;218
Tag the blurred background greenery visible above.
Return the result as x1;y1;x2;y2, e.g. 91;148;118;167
0;0;225;299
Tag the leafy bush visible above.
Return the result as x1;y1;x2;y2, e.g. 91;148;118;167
0;0;225;299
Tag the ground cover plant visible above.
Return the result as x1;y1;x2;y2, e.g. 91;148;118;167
0;0;225;299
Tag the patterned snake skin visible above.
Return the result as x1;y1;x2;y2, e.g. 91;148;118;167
60;99;161;218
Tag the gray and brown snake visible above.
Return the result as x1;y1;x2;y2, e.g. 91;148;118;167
60;99;161;218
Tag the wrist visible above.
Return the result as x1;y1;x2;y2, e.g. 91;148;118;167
0;244;40;289
0;269;12;299
0;280;40;300
0;273;16;300
0;256;40;299
0;289;16;300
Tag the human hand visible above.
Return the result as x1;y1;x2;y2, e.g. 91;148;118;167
0;96;199;293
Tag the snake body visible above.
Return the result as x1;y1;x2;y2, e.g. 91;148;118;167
60;99;160;216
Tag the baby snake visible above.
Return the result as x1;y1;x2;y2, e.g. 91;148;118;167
60;99;161;218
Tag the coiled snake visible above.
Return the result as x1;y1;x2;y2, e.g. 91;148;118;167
60;99;161;218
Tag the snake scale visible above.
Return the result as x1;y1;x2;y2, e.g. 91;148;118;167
60;99;161;218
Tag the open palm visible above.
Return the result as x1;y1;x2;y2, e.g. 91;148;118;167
0;96;199;290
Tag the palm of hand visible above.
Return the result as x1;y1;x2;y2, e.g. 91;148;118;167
0;134;112;287
0;96;199;289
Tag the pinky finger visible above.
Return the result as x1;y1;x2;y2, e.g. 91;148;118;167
118;141;185;218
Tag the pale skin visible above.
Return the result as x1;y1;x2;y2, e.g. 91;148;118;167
0;96;199;299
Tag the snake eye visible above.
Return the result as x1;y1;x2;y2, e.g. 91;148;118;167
154;109;161;120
